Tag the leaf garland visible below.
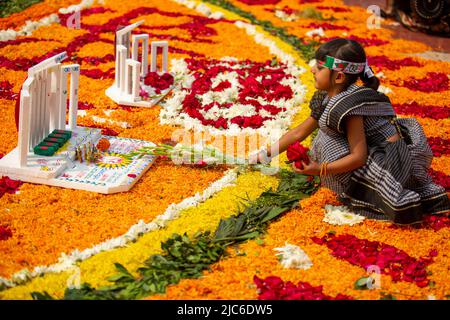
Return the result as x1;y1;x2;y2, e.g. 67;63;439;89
0;0;43;18
31;170;320;300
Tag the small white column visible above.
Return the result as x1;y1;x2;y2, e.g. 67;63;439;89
59;69;68;129
43;68;50;138
115;20;144;56
62;64;80;130
150;41;168;73
117;45;128;94
29;78;38;149
125;59;141;101
18;78;34;167
132;34;149;77
35;71;44;144
49;65;61;131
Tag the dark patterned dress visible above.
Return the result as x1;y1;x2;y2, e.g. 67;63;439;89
308;84;450;225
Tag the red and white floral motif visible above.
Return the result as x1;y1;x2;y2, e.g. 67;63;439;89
161;57;306;139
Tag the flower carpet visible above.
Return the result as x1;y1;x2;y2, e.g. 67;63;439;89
0;0;449;300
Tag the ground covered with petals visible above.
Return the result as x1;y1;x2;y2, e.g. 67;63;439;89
0;0;449;300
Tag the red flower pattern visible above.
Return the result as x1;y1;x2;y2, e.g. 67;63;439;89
392;102;450;120
0;176;23;199
312;234;435;287
254;275;353;300
179;58;294;130
0;225;12;241
143;72;174;94
392;72;449;93
427;137;450;157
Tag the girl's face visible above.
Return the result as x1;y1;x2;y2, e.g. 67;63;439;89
310;59;346;92
311;60;332;90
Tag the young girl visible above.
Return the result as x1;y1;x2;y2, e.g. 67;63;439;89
254;38;450;225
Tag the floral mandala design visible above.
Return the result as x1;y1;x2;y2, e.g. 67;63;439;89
95;152;133;169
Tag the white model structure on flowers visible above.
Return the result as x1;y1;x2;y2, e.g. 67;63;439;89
105;20;174;107
0;52;156;194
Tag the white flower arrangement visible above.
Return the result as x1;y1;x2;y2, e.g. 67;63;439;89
274;243;313;270
323;205;365;226
160;57;307;140
58;0;104;14
378;85;393;95
0;14;60;42
274;9;298;22
306;27;326;38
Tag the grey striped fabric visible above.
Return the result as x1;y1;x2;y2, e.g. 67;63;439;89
308;84;450;223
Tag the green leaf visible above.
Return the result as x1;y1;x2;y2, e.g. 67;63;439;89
354;277;371;290
260;207;288;223
379;293;397;300
255;238;265;246
113;263;134;279
31;291;55;300
270;57;278;67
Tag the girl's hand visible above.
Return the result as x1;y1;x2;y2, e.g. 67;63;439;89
292;161;321;175
249;149;271;165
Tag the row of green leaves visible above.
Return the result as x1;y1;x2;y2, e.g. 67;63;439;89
0;0;43;18
202;0;321;61
32;170;320;300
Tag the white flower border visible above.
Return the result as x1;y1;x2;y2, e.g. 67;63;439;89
0;0;104;42
0;168;239;289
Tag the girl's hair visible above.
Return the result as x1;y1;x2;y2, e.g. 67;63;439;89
314;38;380;91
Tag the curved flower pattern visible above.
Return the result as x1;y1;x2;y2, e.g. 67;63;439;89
161;57;306;138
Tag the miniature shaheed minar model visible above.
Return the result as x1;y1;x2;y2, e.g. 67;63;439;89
0;52;157;194
105;20;174;107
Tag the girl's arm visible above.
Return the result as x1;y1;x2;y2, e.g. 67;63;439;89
252;116;318;164
268;116;318;157
294;116;367;175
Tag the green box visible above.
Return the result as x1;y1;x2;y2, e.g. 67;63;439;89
44;137;65;147
34;145;56;156
39;141;60;149
51;129;72;139
48;133;69;142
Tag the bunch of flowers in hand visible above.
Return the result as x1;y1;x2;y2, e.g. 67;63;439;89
286;141;310;169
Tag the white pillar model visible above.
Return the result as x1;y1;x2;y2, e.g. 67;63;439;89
0;51;156;194
132;34;149;77
16;52;82;167
117;45;127;94
125;59;141;100
150;41;168;73
106;21;174;107
60;65;80;130
113;20;144;88
18;78;33;167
